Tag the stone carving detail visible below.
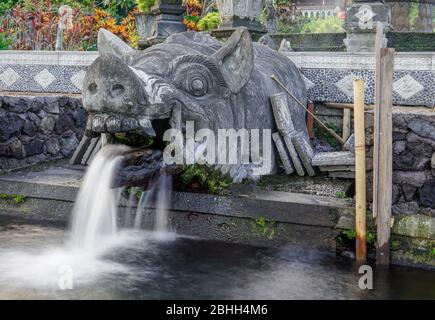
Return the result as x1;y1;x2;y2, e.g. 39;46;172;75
389;1;411;32
81;28;307;181
414;2;434;32
278;39;293;52
355;4;376;30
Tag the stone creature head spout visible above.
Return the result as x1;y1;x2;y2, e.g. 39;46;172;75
82;27;255;136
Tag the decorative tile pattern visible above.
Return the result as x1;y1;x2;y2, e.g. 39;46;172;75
0;52;433;107
34;69;56;89
335;74;358;97
393;75;424;100
302;74;315;91
70;70;86;90
0;64;88;94
0;67;21;87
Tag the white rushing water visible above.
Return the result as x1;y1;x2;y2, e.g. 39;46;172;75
0;144;178;294
134;173;173;236
70;145;129;250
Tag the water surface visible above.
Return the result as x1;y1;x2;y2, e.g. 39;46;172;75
0;220;433;300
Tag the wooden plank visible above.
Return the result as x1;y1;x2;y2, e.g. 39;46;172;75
354;79;367;263
312;151;355;166
373;21;394;266
342;108;351;144
272;132;294;175
325;102;374;111
374;48;395;266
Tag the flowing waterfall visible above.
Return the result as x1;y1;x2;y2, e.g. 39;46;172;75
134;173;172;233
153;174;172;232
70;145;129;250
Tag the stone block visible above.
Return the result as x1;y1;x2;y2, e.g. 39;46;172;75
419;179;435;209
272;132;294;175
312;151;355;167
291;131;315;177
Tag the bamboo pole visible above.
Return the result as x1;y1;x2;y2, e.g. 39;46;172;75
271;75;346;145
354;79;367;263
325;102;375;111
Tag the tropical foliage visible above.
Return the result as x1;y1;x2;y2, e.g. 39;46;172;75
0;0;139;50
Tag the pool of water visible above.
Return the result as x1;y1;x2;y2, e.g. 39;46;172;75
0;219;434;300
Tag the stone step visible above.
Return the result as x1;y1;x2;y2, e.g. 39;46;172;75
0;165;353;228
312;151;355;167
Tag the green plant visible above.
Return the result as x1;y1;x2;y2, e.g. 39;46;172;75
335;191;348;199
300;16;344;34
135;0;155;13
0;32;11;50
0;193;26;204
431;248;435;257
391;239;400;251
338;229;376;247
0;0;21;15
277;14;345;34
197;12;220;31
313;121;341;149
181;164;232;195
252;216;277;239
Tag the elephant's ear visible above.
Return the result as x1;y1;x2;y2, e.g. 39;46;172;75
97;28;139;65
213;27;254;94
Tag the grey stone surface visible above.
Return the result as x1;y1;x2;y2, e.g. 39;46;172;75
392;201;420;216
419;179;435;209
402;183;417;202
0;95;86;171
0;114;23;142
272;132;294;175
343;133;355;152
40;116;56;135
393;171;429;188
408;118;435;141
61;134;79;157
292;131;315;177
312;151;355;167
82;28;307;181
258;35;277;50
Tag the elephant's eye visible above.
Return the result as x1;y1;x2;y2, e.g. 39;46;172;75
188;77;208;97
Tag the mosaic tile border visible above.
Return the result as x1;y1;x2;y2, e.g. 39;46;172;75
0;51;433;106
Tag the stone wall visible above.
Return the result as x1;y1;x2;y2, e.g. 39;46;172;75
365;108;435;214
0;95;87;172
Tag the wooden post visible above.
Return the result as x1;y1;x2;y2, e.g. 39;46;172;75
373;22;395;266
342;108;351;143
354;79;367;263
